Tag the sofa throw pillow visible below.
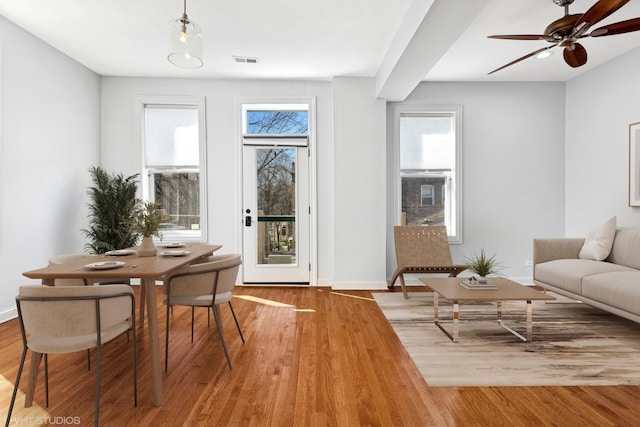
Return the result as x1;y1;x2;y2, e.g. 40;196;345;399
579;216;617;261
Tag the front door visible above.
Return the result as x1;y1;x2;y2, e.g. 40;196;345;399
242;144;310;283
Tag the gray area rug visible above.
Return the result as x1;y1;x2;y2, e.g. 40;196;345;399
373;291;640;386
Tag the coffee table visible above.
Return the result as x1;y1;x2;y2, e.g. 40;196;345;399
419;277;555;342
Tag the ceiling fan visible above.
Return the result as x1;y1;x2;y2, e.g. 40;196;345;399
487;0;640;74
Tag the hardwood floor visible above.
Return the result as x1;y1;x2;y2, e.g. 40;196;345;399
2;285;640;426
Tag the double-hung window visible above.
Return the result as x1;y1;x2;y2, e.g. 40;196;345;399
137;96;207;242
395;105;462;243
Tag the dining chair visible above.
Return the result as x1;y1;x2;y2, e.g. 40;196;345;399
163;254;244;372
5;285;137;427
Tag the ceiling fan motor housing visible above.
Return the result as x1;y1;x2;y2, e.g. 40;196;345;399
553;0;575;6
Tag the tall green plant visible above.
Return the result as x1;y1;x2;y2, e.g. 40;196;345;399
82;166;140;254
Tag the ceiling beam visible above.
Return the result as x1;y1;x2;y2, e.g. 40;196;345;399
376;0;489;102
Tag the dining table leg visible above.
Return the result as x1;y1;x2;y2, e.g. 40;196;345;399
24;351;42;407
143;278;163;406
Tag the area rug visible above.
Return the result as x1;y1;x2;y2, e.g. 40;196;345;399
373;291;640;386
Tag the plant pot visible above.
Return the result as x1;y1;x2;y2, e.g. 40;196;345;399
477;276;488;283
138;236;157;257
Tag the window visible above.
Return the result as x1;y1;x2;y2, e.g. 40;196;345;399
136;96;207;242
420;185;434;206
395;105;462;243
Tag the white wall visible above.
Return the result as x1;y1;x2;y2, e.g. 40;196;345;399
565;48;640;235
388;82;567;282
0;16;101;321
332;77;387;288
101;76;389;289
100;77;337;284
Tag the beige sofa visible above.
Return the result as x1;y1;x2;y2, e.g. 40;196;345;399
533;227;640;323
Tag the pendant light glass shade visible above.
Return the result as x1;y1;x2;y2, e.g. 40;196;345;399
167;3;203;69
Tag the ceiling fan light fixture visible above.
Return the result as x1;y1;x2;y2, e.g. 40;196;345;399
536;50;553;59
168;0;203;69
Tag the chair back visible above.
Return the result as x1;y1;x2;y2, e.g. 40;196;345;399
48;254;98;286
394;226;454;267
165;254;242;299
17;285;134;341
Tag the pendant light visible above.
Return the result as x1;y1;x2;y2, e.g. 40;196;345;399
167;0;203;69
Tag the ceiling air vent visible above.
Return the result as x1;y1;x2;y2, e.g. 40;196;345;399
233;56;259;64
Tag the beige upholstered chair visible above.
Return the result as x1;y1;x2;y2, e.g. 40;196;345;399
6;285;137;427
163;254;244;371
389;226;468;299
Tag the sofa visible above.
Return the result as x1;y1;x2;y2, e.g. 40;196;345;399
533;226;640;324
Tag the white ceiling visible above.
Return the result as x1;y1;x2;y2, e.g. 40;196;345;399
1;0;640;88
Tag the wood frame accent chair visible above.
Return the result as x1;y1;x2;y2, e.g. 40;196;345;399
6;285;137;427
389;226;467;299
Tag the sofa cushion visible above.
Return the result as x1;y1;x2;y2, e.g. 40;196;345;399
579;216;616;261
582;271;640;316
535;259;633;295
607;227;640;270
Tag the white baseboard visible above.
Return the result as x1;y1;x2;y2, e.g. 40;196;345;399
331;281;388;290
0;306;17;324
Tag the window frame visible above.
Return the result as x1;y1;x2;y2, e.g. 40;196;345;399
135;95;208;243
394;104;463;244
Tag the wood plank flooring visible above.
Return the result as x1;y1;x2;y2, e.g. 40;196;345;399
1;286;640;426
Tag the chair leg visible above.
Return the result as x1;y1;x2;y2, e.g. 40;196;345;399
5;347;28;427
94;344;102;427
44;354;49;407
131;320;138;407
228;301;245;344
212;305;232;369
165;303;171;372
191;307;195;343
399;274;409;299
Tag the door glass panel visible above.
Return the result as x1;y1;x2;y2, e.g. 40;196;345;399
256;148;297;265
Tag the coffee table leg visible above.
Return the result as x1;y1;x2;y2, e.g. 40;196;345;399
452;301;459;343
526;299;532;341
434;293;460;343
497;300;531;342
433;292;439;323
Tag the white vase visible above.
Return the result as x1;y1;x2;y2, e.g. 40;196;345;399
138;236;157;257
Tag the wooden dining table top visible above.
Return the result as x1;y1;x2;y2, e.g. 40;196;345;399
23;243;222;283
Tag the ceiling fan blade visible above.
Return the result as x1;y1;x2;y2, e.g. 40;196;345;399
590;17;640;36
573;0;630;34
488;34;553;41
563;43;588;67
488;45;557;75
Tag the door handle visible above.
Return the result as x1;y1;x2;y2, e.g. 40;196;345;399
245;215;252;226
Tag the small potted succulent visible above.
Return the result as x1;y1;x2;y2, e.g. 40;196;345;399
134;201;164;256
465;248;502;282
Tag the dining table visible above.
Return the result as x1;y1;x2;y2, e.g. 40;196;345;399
22;243;222;407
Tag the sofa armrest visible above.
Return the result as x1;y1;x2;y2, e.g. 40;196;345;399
533;238;585;265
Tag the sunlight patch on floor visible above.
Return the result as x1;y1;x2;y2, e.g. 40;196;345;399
234;295;295;307
1;373;51;423
330;291;376;302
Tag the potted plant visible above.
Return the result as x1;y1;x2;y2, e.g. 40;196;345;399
465;248;502;282
134;201;165;256
82;166;139;254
